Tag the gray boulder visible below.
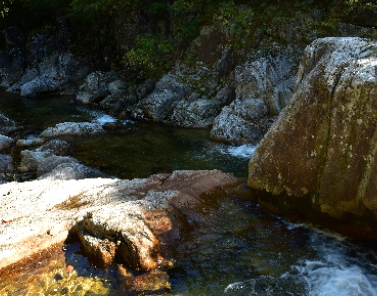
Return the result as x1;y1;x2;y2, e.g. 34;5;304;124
18;150;52;172
37;155;79;177
76;71;125;105
0;135;14;151
39;162;107;180
210;46;300;145
18;140;71;172
168;85;235;128
39;122;105;137
17;52;85;97
133;73;191;121
38;139;70;155
210;101;265;145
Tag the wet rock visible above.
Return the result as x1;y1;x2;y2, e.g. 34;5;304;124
0;170;236;274
248;37;377;236
39;122;106;137
18;140;71;173
102;122;118;131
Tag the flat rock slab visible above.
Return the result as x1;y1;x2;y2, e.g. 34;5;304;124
0;170;236;273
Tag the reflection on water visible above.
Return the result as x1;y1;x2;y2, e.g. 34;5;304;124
0;92;376;295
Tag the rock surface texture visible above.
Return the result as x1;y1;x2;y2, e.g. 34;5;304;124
39;122;106;137
0;20;89;97
248;37;377;237
0;170;236;273
210;46;299;145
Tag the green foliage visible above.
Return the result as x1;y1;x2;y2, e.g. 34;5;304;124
148;2;168;15
123;35;174;79
217;1;254;48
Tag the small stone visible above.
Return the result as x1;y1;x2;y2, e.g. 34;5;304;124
66;265;74;272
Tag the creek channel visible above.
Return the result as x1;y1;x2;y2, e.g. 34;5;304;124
0;92;377;296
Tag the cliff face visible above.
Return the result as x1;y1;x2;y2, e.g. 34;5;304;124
248;37;377;236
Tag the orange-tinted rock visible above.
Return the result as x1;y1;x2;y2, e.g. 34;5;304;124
0;170;236;275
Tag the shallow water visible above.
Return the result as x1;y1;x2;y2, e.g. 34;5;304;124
0;92;376;295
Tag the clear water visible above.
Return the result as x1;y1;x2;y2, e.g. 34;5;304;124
0;91;376;295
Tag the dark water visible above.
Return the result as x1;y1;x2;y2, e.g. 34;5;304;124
0;91;377;296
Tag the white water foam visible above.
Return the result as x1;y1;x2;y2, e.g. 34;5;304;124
288;259;377;296
76;108;118;126
285;230;377;296
93;114;117;125
226;144;256;158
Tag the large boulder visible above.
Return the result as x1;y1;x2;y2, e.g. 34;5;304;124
210;46;300;145
0;170;236;273
248;37;377;238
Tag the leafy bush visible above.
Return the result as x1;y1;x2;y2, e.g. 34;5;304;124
123;35;174;79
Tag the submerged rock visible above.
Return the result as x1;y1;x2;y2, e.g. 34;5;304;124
248;37;377;238
0;170;236;274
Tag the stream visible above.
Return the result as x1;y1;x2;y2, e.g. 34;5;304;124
0;91;377;296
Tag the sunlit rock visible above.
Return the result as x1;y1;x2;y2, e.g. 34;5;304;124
0;170;236;274
248;37;377;236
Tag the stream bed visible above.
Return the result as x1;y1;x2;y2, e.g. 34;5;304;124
0;92;377;296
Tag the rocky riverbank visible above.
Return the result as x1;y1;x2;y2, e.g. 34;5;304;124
0;169;238;294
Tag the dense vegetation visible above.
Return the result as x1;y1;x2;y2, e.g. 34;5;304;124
0;0;376;79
